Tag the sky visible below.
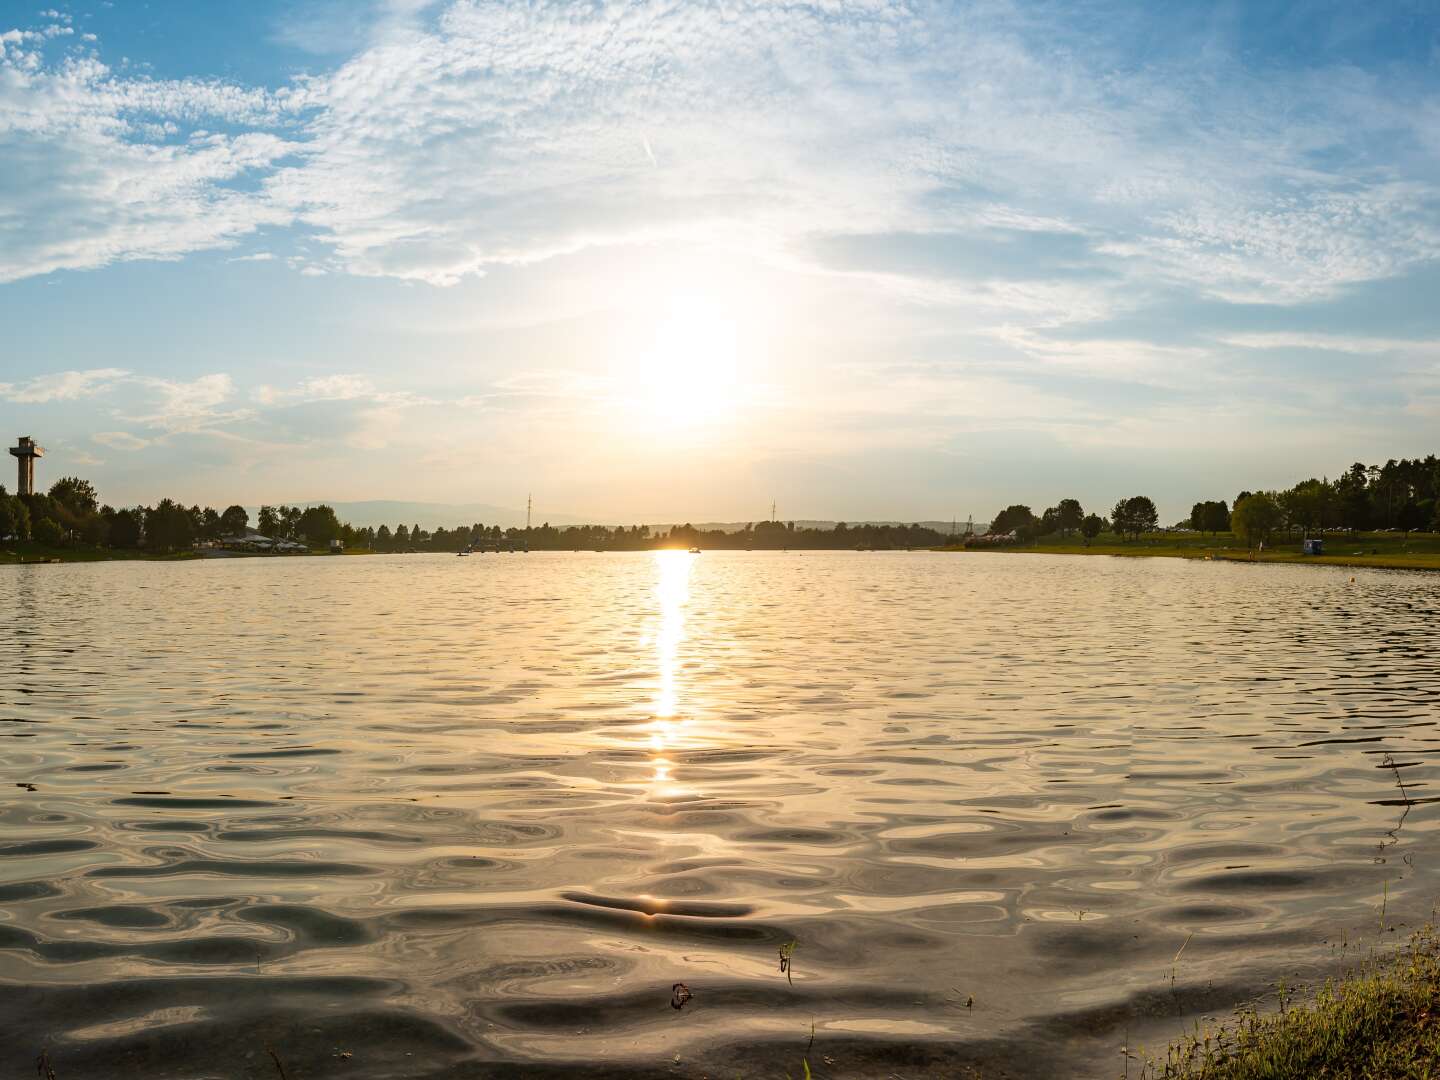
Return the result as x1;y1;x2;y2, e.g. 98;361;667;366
2;0;1439;525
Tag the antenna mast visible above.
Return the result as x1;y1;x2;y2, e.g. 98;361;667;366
526;493;532;531
771;500;777;523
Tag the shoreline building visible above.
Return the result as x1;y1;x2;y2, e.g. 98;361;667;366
9;436;44;496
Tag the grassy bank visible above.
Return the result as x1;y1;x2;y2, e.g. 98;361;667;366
936;531;1440;571
0;543;372;565
1149;927;1440;1078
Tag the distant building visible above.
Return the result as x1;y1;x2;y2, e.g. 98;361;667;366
9;436;44;496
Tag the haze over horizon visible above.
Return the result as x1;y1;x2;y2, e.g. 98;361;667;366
4;1;1440;523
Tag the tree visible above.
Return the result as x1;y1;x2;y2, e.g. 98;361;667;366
1111;496;1159;541
144;499;195;552
297;505;341;546
33;517;65;547
1231;493;1283;555
0;492;22;540
1397;500;1425;539
105;507;143;548
990;504;1036;535
4;494;31;540
220;505;250;536
1202;500;1230;536
49;477;98;516
1080;514;1104;546
1055;498;1084;537
257;506;280;537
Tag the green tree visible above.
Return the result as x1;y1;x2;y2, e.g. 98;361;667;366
1231;493;1283;555
1080;513;1104;546
33;517;65;547
297;505;341;546
105;508;143;548
0;492;21;540
1202;500;1230;535
257;505;280;536
990;504;1036;535
49;477;99;516
144;499;195;552
1055;498;1084;537
5;494;31;540
1111;496;1158;540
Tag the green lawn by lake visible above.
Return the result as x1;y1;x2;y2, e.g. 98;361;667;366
937;530;1440;571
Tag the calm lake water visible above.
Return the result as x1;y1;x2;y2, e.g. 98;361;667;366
2;551;1437;1079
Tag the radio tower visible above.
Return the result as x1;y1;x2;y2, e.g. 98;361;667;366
526;494;532;530
771;500;777;523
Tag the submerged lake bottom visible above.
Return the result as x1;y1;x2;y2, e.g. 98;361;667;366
1;551;1437;1079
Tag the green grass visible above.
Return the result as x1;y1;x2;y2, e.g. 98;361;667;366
0;543;375;565
936;531;1440;571
1147;927;1440;1079
0;542;201;565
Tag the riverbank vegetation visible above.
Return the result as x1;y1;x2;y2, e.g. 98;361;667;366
1;475;953;561
950;454;1440;568
1149;926;1440;1079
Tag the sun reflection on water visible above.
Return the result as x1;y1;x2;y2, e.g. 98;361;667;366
649;550;695;796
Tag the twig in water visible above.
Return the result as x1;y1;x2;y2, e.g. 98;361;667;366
37;1048;57;1080
1169;931;1194;995
779;939;799;986
266;1045;291;1080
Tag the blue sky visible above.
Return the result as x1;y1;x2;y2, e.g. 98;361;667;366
2;0;1439;523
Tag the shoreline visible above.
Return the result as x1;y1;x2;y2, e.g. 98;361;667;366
933;539;1440;573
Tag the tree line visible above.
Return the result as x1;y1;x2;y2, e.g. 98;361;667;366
0;476;955;553
979;453;1440;552
0;480;353;553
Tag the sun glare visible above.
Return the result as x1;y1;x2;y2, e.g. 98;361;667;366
630;294;741;428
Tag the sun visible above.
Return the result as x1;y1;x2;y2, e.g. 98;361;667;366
629;294;741;428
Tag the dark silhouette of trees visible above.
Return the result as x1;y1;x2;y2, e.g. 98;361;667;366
990;505;1037;535
1054;498;1084;537
1111;496;1158;540
1080;514;1104;545
220;505;250;535
143;499;194;552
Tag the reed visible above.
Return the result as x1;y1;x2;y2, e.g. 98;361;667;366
1146;925;1440;1078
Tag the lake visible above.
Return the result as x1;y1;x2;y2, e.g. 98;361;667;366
1;551;1436;1078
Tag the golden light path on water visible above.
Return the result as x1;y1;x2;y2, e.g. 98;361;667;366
648;550;694;798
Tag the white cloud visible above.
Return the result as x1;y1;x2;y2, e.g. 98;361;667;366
5;0;1436;309
129;373;250;434
0;367;128;402
93;430;150;450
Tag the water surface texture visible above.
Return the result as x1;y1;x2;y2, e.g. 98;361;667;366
2;552;1437;1078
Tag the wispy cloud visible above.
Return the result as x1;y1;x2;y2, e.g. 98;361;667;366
93;430;151;451
5;1;1437;303
0;367;128;403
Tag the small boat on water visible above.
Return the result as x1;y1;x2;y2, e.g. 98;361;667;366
688;546;701;554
